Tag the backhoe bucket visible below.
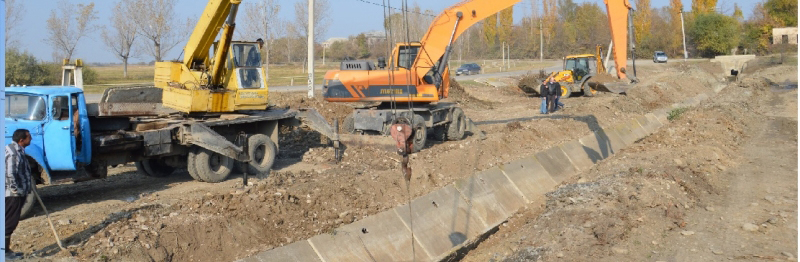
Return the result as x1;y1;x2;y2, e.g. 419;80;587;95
587;81;634;95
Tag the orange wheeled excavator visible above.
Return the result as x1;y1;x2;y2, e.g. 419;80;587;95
323;0;520;152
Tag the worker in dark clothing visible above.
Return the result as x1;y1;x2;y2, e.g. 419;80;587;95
547;77;561;113
540;80;549;114
5;129;32;260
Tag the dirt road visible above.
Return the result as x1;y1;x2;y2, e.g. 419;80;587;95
10;59;793;262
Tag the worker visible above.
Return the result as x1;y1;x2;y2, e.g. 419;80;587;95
547;77;560;113
539;80;549;114
5;129;32;260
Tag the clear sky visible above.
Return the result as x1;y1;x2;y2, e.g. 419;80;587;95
12;0;760;64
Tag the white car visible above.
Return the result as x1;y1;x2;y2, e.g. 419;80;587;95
653;51;668;63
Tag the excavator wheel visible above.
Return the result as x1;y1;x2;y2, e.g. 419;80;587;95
411;115;427;153
136;159;175;177
582;79;597;97
243;134;277;178
560;85;573;99
447;108;467;141
188;147;234;183
343;113;356;134
433;126;448;141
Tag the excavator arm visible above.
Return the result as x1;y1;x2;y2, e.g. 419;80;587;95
604;0;634;81
183;0;241;86
413;0;520;82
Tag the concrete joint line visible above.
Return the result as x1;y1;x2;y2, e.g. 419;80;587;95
307;239;328;262
392;207;436;259
499;169;531;204
558;144;583;172
453;181;491;229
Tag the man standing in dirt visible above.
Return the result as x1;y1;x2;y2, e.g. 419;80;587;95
5;129;32;260
540;80;549;114
547;77;561;113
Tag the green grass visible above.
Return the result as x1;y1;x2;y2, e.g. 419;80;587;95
83;59;559;94
667;107;688;121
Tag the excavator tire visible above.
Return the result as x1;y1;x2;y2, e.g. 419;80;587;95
136;159;175;177
343;113;356;134
243;134;277;178
560;85;573;99
188;147;234;183
412;115;427;153
447;108;466;141
582;78;597;97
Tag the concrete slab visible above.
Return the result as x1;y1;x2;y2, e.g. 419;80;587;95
534;146;578;183
501;156;557;202
604;128;628;153
614;121;637;146
645;113;665;128
634;115;656;135
244;240;322;262
627;118;648;141
696;93;710;102
454;167;526;228
558;140;595;172
395;185;488;258
578;129;617;161
309;209;431;262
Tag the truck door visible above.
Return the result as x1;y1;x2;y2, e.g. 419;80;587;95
44;95;76;170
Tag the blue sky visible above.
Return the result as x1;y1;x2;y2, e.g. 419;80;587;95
13;0;761;64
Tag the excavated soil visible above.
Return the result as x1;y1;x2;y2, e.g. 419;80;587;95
10;61;767;262
462;64;798;261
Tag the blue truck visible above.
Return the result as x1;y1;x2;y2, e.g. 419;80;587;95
4;86;338;217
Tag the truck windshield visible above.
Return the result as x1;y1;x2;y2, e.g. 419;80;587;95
6;94;46;121
232;43;262;67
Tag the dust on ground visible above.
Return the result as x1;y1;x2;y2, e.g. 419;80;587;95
11;61;749;262
461;64;798;262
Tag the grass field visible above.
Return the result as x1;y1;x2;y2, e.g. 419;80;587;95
84;59;559;94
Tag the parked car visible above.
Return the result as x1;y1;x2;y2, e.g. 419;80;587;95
456;63;481;76
653;51;668;63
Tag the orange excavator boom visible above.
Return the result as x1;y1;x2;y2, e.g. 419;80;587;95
604;0;635;81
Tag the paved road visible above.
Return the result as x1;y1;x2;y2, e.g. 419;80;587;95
85;59;700;103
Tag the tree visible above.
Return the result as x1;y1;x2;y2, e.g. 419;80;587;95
292;0;331;43
688;13;739;57
764;0;798;27
45;1;98;61
356;33;370;59
498;7;514;46
732;3;744;22
6;48;51;86
483;14;498;48
101;1;137;78
5;0;25;48
239;0;282;78
691;0;718;14
633;0;652;55
668;0;685;57
126;0;187;62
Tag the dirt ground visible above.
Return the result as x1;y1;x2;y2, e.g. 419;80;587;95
10;59;793;262
462;63;798;261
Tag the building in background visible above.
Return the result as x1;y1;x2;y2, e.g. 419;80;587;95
772;27;798;45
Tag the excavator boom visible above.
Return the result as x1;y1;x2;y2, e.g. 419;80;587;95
604;0;633;80
413;0;520;81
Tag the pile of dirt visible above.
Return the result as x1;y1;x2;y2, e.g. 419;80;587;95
268;92;356;124
516;70;549;95
447;78;497;109
589;72;625;84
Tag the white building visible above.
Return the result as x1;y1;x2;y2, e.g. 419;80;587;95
322;37;348;48
772;27;798;45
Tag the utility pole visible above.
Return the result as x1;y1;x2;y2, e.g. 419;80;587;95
539;19;543;62
0;0;6;249
322;46;326;65
501;42;505;72
680;10;687;61
307;0;315;98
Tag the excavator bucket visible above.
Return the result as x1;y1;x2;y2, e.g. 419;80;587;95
587;81;634;95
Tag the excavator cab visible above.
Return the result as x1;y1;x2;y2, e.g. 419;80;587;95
226;41;266;89
564;56;593;82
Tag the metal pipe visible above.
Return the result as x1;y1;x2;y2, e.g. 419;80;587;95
437;11;463;74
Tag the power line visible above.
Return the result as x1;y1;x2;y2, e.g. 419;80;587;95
353;0;436;17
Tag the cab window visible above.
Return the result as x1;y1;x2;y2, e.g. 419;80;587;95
5;94;46;121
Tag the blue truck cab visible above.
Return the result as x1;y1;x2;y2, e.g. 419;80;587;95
4;86;92;184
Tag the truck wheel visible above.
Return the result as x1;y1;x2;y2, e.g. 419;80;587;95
411;115;427;153
343;113;356;134
186;152;202;181
188;147;234;183
244;134;277;177
20;185;36;219
136;159;175;177
446;108;466;141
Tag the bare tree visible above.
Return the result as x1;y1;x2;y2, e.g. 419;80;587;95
101;2;138;78
125;0;188;62
5;0;26;48
45;1;98;61
239;0;282;78
292;0;331;44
